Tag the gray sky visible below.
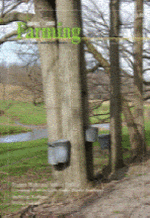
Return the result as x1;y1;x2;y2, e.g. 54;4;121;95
0;0;150;81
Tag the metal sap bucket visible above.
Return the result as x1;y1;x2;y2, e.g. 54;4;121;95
85;127;98;142
48;139;71;165
98;134;110;150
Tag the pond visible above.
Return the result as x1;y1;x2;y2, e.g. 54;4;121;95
0;123;110;143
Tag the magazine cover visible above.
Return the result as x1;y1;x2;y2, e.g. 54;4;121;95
0;0;150;217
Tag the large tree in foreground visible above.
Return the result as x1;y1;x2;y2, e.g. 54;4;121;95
56;0;94;187
33;0;90;189
33;0;65;187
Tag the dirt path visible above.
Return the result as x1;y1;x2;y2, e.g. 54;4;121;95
78;164;150;217
4;157;150;218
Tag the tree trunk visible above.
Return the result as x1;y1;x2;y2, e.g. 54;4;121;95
56;0;91;189
110;0;124;172
34;0;91;189
122;97;141;157
133;0;146;158
84;38;145;160
33;0;64;186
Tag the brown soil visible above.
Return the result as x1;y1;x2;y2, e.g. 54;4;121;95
3;152;150;218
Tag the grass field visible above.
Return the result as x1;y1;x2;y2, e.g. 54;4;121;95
1;120;150;215
0;100;46;135
0;138;51;214
0;125;32;136
0;100;150;215
0;99;150;127
0;100;47;126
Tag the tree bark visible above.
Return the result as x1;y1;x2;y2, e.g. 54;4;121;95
133;0;146;157
110;0;124;171
34;0;91;189
33;0;64;186
56;0;91;189
122;97;141;157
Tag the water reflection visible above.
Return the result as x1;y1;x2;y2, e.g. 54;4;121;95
0;129;48;143
0;124;109;143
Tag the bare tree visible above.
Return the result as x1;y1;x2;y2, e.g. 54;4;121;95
0;63;7;101
18;65;44;105
83;1;149;162
133;0;147;158
109;0;124;172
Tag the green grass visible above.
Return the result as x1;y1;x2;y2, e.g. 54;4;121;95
0;100;150;126
0;116;15;124
90;103;150;124
0;138;48;169
0;100;150;215
1;121;150;215
145;120;150;145
95;120;150;162
90;103;110;124
0;100;47;125
0;125;31;136
122;120;150;151
0;138;51;214
1;99;149;127
113;211;121;214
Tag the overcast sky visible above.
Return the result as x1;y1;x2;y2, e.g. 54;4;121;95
0;0;150;81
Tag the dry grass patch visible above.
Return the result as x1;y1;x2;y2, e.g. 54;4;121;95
0;84;33;102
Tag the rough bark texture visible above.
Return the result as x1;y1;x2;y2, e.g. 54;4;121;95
34;0;91;189
122;97;141;157
33;0;64;185
133;0;146;157
56;0;91;189
109;0;124;171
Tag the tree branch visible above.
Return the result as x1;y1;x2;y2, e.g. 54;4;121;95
0;12;34;25
86;63;102;73
83;37;110;75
